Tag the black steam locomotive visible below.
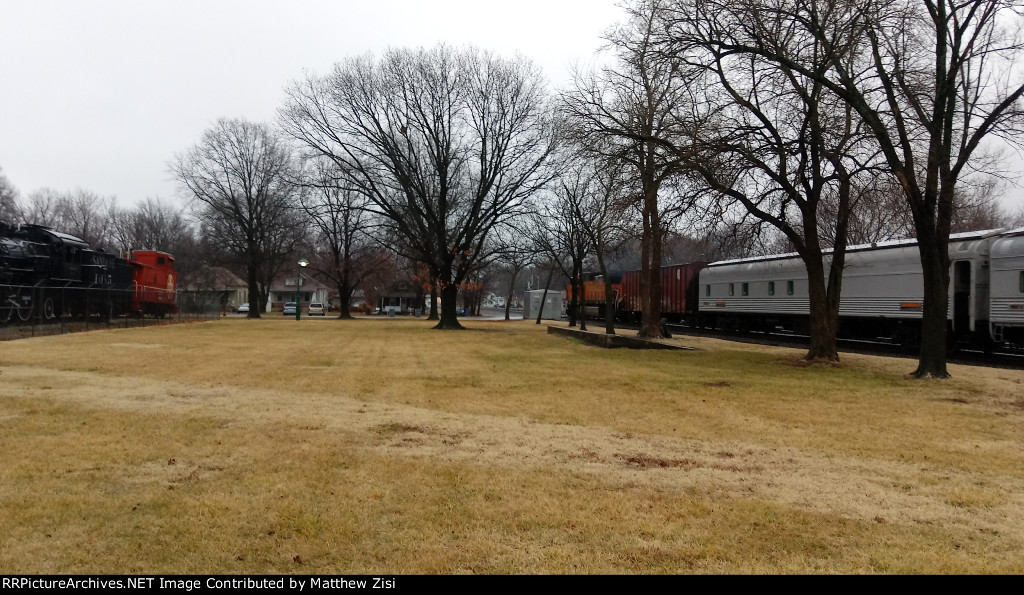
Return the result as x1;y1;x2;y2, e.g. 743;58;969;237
0;220;177;324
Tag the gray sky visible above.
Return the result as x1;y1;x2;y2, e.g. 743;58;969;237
1;0;623;206
3;1;1023;215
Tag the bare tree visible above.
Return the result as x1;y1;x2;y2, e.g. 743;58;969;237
828;175;917;245
170;118;300;318
63;189;114;248
831;174;1011;244
665;0;876;361
663;0;1024;376
16;187;115;247
109;197;192;255
570;158;635;334
532;168;594;330
295;158;387;318
948;178;1015;233
280;45;556;329
1009;202;1024;228
561;0;694;338
20;188;65;228
0;167;19;223
490;222;539;321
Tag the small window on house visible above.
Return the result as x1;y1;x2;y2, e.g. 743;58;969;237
741;282;749;296
787;280;794;295
728;283;734;296
768;281;775;296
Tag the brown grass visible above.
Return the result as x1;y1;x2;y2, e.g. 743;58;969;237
1;317;1023;573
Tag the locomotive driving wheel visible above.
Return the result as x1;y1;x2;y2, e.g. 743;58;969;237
42;296;55;320
15;287;32;321
1;285;16;323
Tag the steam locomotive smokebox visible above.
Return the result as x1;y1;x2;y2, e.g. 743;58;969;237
523;289;563;321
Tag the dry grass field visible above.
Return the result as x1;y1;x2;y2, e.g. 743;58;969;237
1;316;1023;574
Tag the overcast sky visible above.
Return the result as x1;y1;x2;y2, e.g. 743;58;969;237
3;1;1023;215
0;0;623;206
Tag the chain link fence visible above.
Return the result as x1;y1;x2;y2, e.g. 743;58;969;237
0;286;222;341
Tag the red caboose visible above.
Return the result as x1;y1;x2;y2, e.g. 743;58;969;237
128;250;178;317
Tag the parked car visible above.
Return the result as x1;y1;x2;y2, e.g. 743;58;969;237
308;302;325;316
237;303;250;314
282;302;297;316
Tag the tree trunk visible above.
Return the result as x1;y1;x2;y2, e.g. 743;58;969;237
536;266;554;325
577;266;587;332
594;253;614;335
638;201;652;336
428;279;439;320
335;281;354;319
637;181;664;338
504;286;514;320
246;258;261;319
434;284;463;329
804;256;839;362
914;239;951;378
567;266;579;328
603;279;616;335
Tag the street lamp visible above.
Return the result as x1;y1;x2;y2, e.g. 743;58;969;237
295;258;308;321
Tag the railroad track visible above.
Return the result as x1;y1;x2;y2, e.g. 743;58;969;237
609;320;1024;370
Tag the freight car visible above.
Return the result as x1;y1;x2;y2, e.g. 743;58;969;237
0;221;178;324
571;227;1024;349
569;262;708;323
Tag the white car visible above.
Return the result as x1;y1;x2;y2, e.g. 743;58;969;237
308;302;325;316
237;303;250;314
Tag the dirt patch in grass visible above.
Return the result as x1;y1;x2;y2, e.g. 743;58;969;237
619;454;701;470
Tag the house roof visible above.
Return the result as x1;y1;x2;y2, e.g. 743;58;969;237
182;266;246;291
268;272;332;293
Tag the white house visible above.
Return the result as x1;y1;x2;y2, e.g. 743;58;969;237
268;273;332;312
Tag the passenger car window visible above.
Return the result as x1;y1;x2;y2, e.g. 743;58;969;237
742;282;748;296
768;281;775;296
787;280;794;295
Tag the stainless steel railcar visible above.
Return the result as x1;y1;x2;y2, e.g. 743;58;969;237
990;231;1024;345
697;228;1024;348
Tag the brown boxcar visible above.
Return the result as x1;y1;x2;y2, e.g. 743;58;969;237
621;263;707;321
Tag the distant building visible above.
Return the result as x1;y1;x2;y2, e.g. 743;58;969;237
523;289;564;321
330;289;366;312
379;279;423;315
180;266;247;313
268;273;332;312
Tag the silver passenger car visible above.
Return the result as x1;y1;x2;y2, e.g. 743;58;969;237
699;228;1024;346
989;228;1024;344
